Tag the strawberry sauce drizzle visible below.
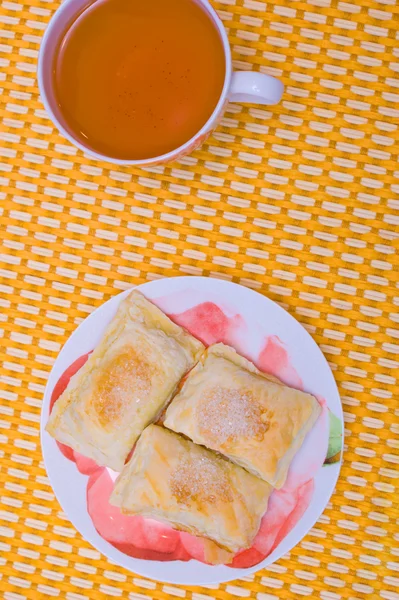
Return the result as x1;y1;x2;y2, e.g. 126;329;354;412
169;301;244;346
49;301;324;567
257;335;303;390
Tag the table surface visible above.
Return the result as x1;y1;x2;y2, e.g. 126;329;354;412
0;0;398;599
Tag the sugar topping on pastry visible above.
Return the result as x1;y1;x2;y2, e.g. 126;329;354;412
170;454;233;505
198;386;268;445
91;347;152;428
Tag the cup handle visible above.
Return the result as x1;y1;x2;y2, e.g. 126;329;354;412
229;71;284;105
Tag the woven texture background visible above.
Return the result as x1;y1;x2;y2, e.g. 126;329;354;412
0;0;398;598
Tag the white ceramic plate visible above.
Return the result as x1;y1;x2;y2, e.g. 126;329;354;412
41;276;343;585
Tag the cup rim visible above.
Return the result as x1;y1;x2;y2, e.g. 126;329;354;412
37;0;232;166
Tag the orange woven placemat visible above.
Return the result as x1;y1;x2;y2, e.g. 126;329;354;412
0;0;398;598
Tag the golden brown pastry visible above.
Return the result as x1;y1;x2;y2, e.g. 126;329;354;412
110;425;271;558
46;291;204;471
164;343;321;488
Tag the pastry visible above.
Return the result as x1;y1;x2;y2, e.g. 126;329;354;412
110;424;272;557
46;290;204;471
164;343;321;488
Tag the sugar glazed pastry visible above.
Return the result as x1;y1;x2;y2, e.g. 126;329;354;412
110;425;272;559
164;343;321;488
46;291;204;471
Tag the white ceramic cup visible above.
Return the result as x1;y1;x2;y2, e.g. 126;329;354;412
38;0;284;166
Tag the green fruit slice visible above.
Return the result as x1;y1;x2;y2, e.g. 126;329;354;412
324;410;343;466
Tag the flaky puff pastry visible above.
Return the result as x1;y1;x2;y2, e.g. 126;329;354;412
164;343;321;488
110;425;271;559
46;291;204;471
